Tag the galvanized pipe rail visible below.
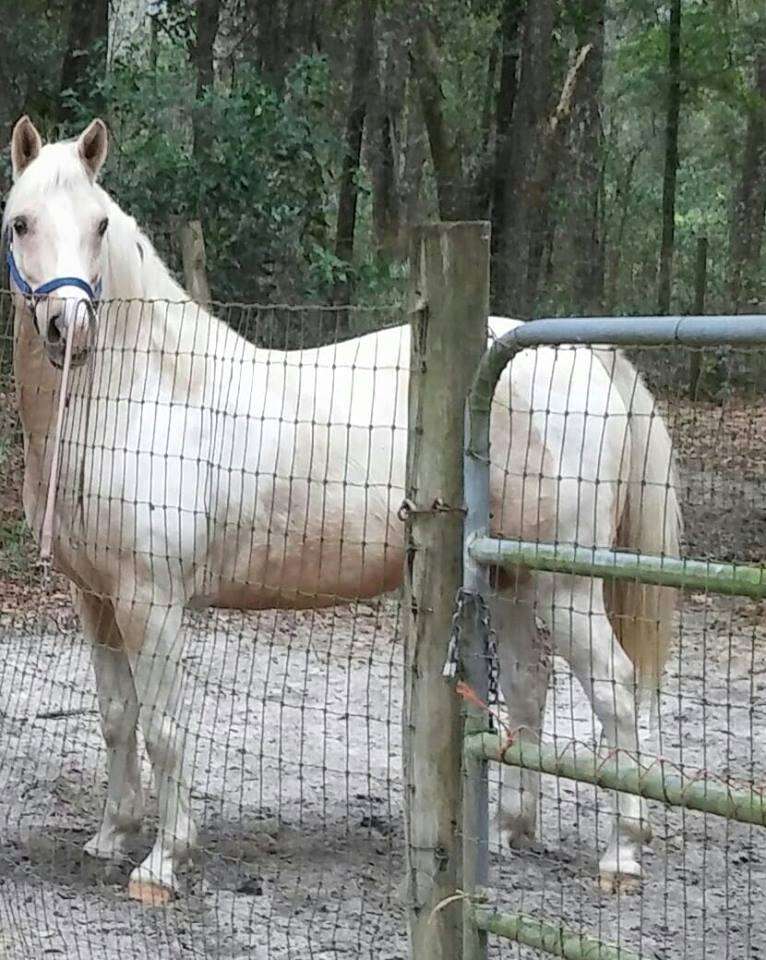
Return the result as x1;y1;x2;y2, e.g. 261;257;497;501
467;536;766;599
470;909;649;960
461;313;766;960
464;733;766;826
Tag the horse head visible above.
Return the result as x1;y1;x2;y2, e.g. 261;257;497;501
4;116;110;367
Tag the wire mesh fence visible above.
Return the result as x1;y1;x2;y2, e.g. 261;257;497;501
1;277;766;960
0;293;410;958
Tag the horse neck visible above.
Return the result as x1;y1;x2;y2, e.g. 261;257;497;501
104;221;237;367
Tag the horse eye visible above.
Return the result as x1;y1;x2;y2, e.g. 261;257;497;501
13;217;27;237
97;217;109;237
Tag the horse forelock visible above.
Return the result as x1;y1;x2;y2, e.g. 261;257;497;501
3;142;91;227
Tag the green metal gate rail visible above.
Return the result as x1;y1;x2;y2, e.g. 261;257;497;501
459;314;766;960
464;733;766;826
470;909;649;960
467;535;766;599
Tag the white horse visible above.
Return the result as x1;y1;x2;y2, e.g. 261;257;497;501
3;118;681;904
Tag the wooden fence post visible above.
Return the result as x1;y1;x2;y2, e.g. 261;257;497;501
403;221;490;959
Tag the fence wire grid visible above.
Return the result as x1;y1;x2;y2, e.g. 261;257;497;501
0;295;407;959
0;291;765;960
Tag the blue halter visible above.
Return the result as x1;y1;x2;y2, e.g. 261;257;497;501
5;230;102;313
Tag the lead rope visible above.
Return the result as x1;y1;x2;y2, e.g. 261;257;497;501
39;324;75;575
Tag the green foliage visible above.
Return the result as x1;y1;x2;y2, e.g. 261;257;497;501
63;46;342;304
1;0;763;324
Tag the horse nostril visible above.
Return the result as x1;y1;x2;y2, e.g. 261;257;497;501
47;313;63;345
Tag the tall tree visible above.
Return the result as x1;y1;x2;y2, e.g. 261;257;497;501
368;10;406;259
568;0;606;314
333;0;376;301
524;44;593;312
604;148;641;313
186;0;222;302
57;0;109;126
492;0;556;314
657;0;682;314
410;15;470;220
729;49;766;311
491;0;527;262
191;0;221;164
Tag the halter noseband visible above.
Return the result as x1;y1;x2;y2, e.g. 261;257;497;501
5;229;102;333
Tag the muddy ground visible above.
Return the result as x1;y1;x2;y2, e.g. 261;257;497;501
1;399;766;958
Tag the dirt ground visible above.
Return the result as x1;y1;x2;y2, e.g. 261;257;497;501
1;398;766;958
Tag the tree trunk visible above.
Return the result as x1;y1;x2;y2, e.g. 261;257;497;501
605;149;640;314
524;45;593;312
689;236;708;398
491;0;526;263
410;17;468;220
492;0;555;314
253;0;283;84
369;11;406;259
333;0;376;303
400;74;427;252
729;50;766;312
188;0;221;298
180;220;213;305
57;0;109;126
191;0;221;161
568;0;606;315
472;36;500;216
657;0;682;314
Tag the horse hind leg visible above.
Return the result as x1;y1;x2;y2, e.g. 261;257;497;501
555;579;649;893
491;584;552;848
75;589;144;862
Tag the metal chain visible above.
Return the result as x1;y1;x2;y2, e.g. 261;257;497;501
442;587;467;680
479;596;500;732
443;587;501;733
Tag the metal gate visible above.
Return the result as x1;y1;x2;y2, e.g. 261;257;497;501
460;315;766;959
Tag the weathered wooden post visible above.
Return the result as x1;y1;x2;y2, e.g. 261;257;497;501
403;222;490;959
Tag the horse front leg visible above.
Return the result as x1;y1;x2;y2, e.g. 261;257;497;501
113;600;196;903
491;587;552;848
74;588;144;862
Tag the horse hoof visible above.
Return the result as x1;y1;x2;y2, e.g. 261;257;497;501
128;880;174;906
638;820;653;844
598;869;641;895
500;815;536;850
84;834;127;862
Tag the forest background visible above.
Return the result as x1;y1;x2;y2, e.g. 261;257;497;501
0;0;763;323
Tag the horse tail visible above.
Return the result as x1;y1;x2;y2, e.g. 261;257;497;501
593;348;682;690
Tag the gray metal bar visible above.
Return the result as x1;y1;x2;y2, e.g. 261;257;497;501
462;404;492;960
467;536;766;599
502;314;766;347
468;314;766;462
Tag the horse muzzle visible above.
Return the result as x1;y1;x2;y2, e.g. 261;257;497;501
39;297;95;368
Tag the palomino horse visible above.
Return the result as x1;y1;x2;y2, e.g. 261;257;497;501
3;118;680;904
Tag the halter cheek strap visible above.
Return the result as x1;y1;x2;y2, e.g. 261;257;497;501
4;230;102;313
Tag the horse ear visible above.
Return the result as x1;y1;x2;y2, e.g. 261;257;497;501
11;116;43;179
77;119;109;180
